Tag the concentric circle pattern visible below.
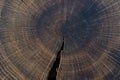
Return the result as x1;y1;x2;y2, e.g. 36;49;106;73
0;0;120;80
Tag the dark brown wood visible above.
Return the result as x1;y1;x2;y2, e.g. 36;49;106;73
0;0;120;80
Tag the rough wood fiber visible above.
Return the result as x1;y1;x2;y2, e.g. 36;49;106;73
0;0;120;80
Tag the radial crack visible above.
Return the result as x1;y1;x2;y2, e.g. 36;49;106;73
47;38;64;80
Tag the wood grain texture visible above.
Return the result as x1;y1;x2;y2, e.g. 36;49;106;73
0;0;120;80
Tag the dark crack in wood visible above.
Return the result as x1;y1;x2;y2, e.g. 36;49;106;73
47;38;64;80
